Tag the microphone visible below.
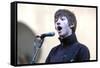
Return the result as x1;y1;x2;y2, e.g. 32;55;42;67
37;32;55;39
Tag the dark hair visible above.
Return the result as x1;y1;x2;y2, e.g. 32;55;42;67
54;9;77;32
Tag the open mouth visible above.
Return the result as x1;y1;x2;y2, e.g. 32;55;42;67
57;26;62;31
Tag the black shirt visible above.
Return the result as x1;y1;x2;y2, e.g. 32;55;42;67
45;33;90;63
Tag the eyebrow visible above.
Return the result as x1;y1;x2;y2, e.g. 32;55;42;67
56;16;66;20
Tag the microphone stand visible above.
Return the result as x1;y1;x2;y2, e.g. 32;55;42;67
31;36;44;64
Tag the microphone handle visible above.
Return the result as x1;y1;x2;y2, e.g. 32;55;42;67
31;38;44;64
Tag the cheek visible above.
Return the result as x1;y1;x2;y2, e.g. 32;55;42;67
61;23;70;34
61;22;68;30
62;27;67;34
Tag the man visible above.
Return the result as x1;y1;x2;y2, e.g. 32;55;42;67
45;9;90;63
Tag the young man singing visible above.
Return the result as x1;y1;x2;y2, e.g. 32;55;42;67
45;9;90;63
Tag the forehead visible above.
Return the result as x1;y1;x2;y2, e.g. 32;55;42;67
55;16;68;21
55;15;67;19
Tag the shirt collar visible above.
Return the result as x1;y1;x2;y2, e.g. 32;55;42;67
59;33;78;47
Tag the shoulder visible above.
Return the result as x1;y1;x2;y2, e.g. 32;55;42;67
46;44;60;59
70;42;89;52
74;42;90;56
77;43;89;51
50;44;61;53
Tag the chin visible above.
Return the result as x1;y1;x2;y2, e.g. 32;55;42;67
59;34;65;37
59;33;68;38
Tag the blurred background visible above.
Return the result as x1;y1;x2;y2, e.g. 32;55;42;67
17;3;96;64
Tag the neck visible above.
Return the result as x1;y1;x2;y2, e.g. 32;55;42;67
59;33;77;47
60;29;72;39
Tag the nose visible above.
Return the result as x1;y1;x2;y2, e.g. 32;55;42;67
57;26;62;31
57;23;60;25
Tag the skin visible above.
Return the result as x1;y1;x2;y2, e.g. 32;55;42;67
55;16;72;38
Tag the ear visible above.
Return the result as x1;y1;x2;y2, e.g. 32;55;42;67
70;24;74;28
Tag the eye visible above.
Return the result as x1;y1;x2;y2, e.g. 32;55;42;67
61;17;65;21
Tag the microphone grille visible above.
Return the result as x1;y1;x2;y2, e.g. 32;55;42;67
50;32;55;36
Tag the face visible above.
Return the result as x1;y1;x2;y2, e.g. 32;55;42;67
55;16;72;38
